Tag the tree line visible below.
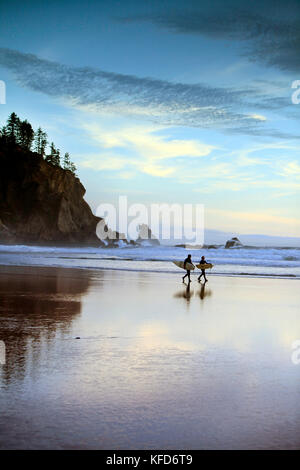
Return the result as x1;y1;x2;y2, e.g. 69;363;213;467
0;112;77;174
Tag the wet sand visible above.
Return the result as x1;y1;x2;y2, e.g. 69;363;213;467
0;265;300;449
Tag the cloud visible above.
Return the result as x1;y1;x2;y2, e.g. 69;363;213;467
249;114;266;121
76;122;300;194
0;47;284;136
82;122;215;160
141;164;175;177
80;154;128;171
206;207;300;237
118;0;300;73
76;122;215;178
278;161;300;178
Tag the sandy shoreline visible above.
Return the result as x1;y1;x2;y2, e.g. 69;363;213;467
0;261;298;280
0;264;300;449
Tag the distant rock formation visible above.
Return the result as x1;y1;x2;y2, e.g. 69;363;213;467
136;224;160;246
203;244;221;249
225;237;243;248
174;243;204;249
0;141;118;246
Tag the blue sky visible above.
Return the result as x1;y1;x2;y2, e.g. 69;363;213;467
0;0;299;240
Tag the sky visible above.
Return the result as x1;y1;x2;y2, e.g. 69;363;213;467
0;0;299;242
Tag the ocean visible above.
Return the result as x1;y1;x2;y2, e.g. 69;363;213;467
0;243;299;279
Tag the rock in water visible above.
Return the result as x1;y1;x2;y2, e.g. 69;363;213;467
225;237;243;248
0;143;103;245
136;223;160;246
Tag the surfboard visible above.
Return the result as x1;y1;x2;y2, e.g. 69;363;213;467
196;263;213;270
173;260;195;271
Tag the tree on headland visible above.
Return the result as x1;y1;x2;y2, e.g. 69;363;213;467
0;125;8;141
1;112;77;175
18;119;34;150
2;112;34;150
63;152;77;175
6;112;19;144
46;142;60;166
53;147;60;167
34;127;48;156
69;161;77;176
63;152;71;170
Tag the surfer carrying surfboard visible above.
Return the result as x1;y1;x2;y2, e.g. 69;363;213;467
198;256;208;283
183;254;193;283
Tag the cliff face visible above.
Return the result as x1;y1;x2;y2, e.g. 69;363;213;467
0;143;102;246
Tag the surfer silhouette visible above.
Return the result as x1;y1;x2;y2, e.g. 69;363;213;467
198;255;208;283
183;254;193;283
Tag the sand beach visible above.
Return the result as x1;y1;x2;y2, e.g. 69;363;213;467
0;265;299;449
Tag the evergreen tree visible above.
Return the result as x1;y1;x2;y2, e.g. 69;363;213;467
63;152;76;175
6;112;20;143
1;113;75;175
45;142;57;165
40;131;48;157
63;152;71;170
53;148;60;167
34;127;48;156
0;125;8;143
18;119;34;150
69;161;77;175
34;127;43;154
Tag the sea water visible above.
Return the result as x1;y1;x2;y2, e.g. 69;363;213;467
0;244;299;278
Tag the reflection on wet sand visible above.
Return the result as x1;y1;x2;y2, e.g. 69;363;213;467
173;281;213;303
1;267;300;449
197;281;213;300
0;266;91;385
173;282;194;302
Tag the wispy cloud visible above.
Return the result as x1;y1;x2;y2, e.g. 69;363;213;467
206;207;300;237
0;47;290;136
76;122;300;195
78;122;215;178
82;122;215;159
118;0;300;73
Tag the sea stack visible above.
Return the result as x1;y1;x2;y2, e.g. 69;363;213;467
136;224;160;246
225;237;243;248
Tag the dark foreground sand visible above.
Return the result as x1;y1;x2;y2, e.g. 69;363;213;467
0;265;300;449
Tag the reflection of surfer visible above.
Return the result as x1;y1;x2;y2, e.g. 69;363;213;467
183;254;193;283
199;282;206;299
173;283;194;301
198;282;212;300
185;281;192;300
197;256;208;283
